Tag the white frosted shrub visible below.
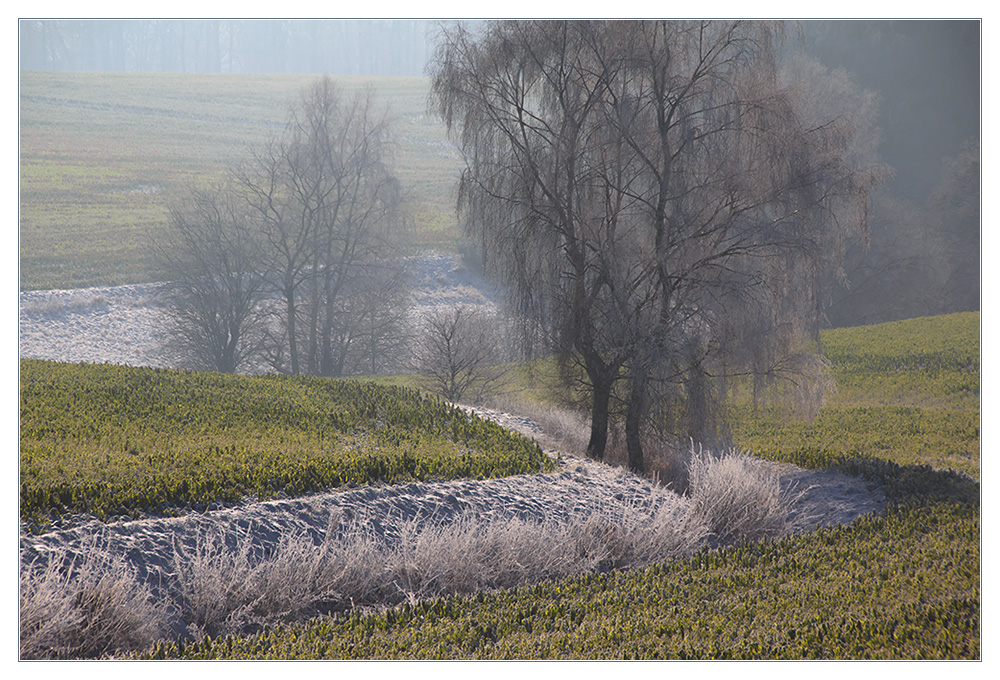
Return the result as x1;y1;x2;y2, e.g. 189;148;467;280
686;445;799;546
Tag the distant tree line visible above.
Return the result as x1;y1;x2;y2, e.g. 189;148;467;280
19;19;437;76
799;20;980;326
820;134;980;328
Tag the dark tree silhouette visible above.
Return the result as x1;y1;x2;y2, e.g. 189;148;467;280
431;20;885;471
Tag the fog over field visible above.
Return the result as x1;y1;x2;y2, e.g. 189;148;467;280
16;20;979;661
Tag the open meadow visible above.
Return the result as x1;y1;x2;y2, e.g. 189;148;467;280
19;71;464;292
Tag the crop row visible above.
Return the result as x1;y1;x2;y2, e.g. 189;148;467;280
731;404;980;479
19;359;553;529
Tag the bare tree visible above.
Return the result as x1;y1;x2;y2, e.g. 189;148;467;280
329;258;412;377
431;21;634;459
154;183;269;373
236;77;403;377
608;22;885;469
156;77;407;378
431;20;885;471
416;305;508;403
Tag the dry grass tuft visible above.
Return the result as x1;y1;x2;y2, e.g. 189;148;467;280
19;538;168;659
168;495;705;639
686;444;804;547
485;394;592;455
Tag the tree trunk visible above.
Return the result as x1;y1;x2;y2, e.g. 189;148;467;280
306;272;321;374
625;362;648;473
586;374;612;461
686;361;708;444
284;283;300;375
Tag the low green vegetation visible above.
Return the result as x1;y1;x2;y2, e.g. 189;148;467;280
19;359;552;530
19;71;464;291
822;311;980;409
735;405;979;479
126;311;979;659
733;312;980;479
142;493;977;659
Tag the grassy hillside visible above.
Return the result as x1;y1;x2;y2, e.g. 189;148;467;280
19;71;464;291
19;360;552;530
734;312;980;479
130;311;979;659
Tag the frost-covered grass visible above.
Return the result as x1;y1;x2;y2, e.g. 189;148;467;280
19;536;169;660
127;312;977;660
21;447;797;658
145;479;975;660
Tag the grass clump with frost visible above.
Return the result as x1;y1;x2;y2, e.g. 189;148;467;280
20;446;799;657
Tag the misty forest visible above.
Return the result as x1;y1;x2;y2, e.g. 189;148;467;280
19;20;980;660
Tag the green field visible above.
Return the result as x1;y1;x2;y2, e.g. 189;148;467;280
19;71;464;291
19;360;553;530
733;312;981;479
109;311;978;660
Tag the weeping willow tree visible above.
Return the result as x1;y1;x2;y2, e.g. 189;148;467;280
430;20;885;471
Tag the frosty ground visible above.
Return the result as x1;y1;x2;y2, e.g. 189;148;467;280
18;252;887;645
18;253;500;370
